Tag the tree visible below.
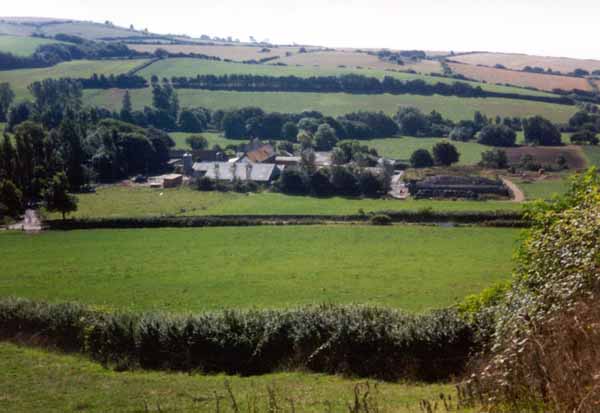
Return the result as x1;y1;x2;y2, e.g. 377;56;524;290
178;108;209;133
523;116;562;146
449;126;474;142
330;166;359;195
43;172;78;220
0;83;15;122
281;121;299;141
358;170;384;197
314;124;338;151
0;179;22;217
394;107;429;136
480;149;508;169
276;167;308;194
310;168;334;196
297;130;313;149
410;149;434;168
120;90;133;123
58;117;87;191
432;142;460;166
186;135;209;150
478;125;517;147
571;129;599;145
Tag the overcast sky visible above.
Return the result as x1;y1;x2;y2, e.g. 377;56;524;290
3;0;599;59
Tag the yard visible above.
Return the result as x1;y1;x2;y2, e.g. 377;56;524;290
0;225;518;313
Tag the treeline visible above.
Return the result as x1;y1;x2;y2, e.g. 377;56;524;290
0;297;475;380
169;73;575;105
77;73;147;89
0;39;149;71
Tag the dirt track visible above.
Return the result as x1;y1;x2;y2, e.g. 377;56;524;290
501;177;526;202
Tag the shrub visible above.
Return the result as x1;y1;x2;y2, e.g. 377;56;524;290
479;149;508;169
523;116;562;146
0;298;476;381
410;149;434;168
477;124;516;147
185;135;208;150
449;126;475;142
432;142;460;166
571;129;599;145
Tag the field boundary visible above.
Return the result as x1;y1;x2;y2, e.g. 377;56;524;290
44;210;526;230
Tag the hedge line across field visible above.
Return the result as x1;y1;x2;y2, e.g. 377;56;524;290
0;297;476;381
44;210;526;230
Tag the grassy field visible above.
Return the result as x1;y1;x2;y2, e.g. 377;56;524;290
50;186;522;219
3;59;149;101
138;58;554;97
0;34;63;56
583;145;600;167
85;88;576;123
0;225;517;313
0;342;470;413
170;131;233;149
511;175;571;200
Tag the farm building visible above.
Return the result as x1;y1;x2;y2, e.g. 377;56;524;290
408;175;509;200
275;156;301;166
162;174;183;188
192;162;281;183
238;144;276;163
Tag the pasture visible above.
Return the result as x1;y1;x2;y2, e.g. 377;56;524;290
0;342;467;413
2;59;149;101
448;62;592;92
169;131;232;149
84;88;577;123
129;43;301;61
451;52;600;75
46;186;522;219
583;145;600;167
0;225;518;313
0;34;63;56
511;175;570;200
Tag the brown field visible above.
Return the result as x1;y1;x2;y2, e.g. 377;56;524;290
277;50;442;73
448;62;592;92
504;145;587;169
451;52;600;74
128;43;300;61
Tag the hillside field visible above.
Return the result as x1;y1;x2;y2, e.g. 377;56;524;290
84;88;577;123
46;186;522;219
0;225;517;313
449;62;592;92
2;59;149;101
451;52;600;74
138;58;555;97
0;342;469;413
0;34;63;56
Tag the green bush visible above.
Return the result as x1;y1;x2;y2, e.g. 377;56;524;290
369;214;392;225
0;297;476;381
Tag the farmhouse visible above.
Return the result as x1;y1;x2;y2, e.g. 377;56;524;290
192;162;281;183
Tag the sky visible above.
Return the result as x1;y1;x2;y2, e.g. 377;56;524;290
3;0;600;59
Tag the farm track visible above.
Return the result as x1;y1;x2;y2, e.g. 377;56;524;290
501;177;526;202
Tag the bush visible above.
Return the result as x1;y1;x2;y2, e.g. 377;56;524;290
480;149;508;169
0;297;476;381
449;126;475;142
523;116;562;146
432;142;460;166
477;125;516;147
571;129;599;145
369;214;392;225
410;149;434;168
185;135;209;150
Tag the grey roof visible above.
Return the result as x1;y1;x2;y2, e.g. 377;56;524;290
193;162;279;182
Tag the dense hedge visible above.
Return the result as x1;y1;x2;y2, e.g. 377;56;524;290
45;210;525;230
0;297;475;381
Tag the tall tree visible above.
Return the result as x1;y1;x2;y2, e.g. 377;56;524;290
43;172;78;220
120;90;133;123
0;83;15;122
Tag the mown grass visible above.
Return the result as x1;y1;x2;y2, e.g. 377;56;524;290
511;175;571;200
139;58;554;97
84;88;577;123
0;34;63;56
2;59;149;101
170;131;233;149
51;186;522;219
0;225;517;313
583;145;600;167
0;342;471;413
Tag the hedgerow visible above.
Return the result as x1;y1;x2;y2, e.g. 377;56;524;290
0;298;476;381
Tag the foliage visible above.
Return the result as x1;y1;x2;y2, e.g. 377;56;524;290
185;135;209;150
314;123;338;150
468;169;600;411
410;149;434;168
477;125;516;147
369;214;392;225
43;172;78;219
0;297;476;381
432;142;460;166
522;115;562;146
0;83;15;122
0;179;23;218
480;149;508;169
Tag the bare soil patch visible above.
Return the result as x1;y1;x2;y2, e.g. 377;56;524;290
504;146;587;169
